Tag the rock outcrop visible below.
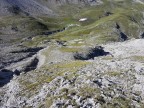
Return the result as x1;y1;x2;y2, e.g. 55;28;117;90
74;46;110;60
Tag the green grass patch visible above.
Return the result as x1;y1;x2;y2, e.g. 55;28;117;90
59;47;81;53
108;71;121;77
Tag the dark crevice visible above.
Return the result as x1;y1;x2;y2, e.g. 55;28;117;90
42;27;65;35
115;23;128;41
8;5;21;15
0;69;14;87
104;11;113;16
115;23;120;29
23;57;39;72
0;47;44;70
119;32;128;41
73;46;110;60
0;57;39;87
93;80;102;87
10;47;44;53
56;40;67;46
127;16;138;24
140;32;144;38
1;52;36;70
7;5;29;16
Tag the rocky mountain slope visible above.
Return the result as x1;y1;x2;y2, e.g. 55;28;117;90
0;0;102;16
1;39;144;108
0;0;144;108
0;0;54;16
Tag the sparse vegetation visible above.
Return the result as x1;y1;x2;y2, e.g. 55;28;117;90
107;71;121;77
131;56;144;62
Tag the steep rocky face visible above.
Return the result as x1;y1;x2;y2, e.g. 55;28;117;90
36;0;103;9
0;0;11;16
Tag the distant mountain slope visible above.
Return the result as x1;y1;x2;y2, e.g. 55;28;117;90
1;0;144;17
0;0;55;16
0;0;11;16
34;0;103;9
134;0;144;4
0;0;103;16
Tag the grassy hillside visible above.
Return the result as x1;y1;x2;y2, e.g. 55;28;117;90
24;0;144;47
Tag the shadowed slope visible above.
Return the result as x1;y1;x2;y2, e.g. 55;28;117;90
0;0;55;16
